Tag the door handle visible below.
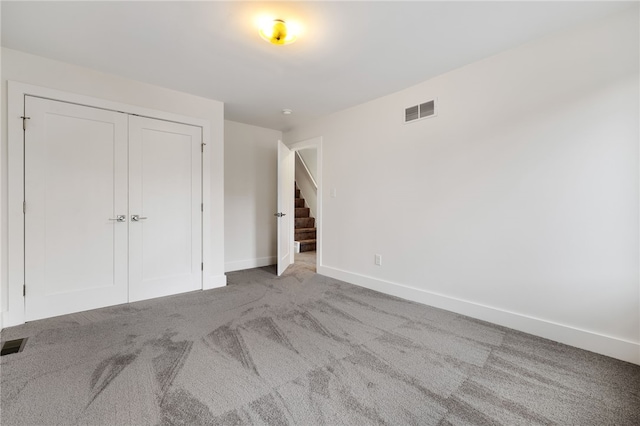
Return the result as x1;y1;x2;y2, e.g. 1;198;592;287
131;215;148;222
274;212;286;217
108;215;126;222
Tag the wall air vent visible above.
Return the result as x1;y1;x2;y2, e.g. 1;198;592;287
404;99;436;123
405;105;419;122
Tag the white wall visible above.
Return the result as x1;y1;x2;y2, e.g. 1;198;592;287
297;148;318;184
1;48;226;321
285;10;640;364
224;120;281;272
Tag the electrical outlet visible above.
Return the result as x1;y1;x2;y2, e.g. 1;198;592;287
375;254;382;266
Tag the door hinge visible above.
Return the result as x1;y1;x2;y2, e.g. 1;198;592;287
23;285;26;297
20;116;31;131
201;203;203;212
201;263;204;271
23;201;26;214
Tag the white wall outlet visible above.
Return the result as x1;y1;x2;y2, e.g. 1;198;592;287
330;188;337;198
375;254;382;266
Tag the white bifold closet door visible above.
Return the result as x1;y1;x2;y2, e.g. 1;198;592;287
24;97;202;321
128;116;202;302
25;97;129;321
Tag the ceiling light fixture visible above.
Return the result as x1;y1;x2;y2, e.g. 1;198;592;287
259;19;297;45
282;109;293;115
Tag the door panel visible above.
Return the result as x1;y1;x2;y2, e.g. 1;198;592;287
128;116;202;302
277;140;294;276
25;97;128;321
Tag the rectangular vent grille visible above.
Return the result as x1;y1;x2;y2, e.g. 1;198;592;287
405;105;419;122
405;99;436;123
1;338;27;356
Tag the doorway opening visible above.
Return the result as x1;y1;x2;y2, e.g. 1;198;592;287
275;137;322;277
293;149;317;272
289;138;322;274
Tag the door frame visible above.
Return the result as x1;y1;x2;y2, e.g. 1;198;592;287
288;137;323;270
5;81;212;327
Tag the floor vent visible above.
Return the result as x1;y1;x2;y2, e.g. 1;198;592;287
1;338;27;356
405;99;436;123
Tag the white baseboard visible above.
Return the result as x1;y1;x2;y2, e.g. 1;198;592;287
204;274;227;290
225;256;276;273
2;309;24;329
317;265;640;365
0;276;230;330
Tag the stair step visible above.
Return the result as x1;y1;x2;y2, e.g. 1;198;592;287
295;217;315;228
295;199;305;208
295;228;316;241
295;189;300;198
299;239;316;252
295;207;310;218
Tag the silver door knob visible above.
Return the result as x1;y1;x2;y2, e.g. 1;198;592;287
108;215;126;222
274;212;286;217
131;215;148;222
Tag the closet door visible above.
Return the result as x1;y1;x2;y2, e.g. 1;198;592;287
25;97;128;321
128;116;202;302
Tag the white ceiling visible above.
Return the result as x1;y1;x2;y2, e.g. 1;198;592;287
2;1;633;131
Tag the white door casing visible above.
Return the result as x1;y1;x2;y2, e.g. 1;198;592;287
23;98;203;321
6;81;216;328
128;116;202;301
24;97;129;321
277;140;294;276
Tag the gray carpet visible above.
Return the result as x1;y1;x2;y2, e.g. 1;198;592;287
1;251;639;425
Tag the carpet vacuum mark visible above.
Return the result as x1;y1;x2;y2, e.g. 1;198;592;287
1;258;639;425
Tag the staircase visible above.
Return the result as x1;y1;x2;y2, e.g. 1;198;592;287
294;183;316;252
